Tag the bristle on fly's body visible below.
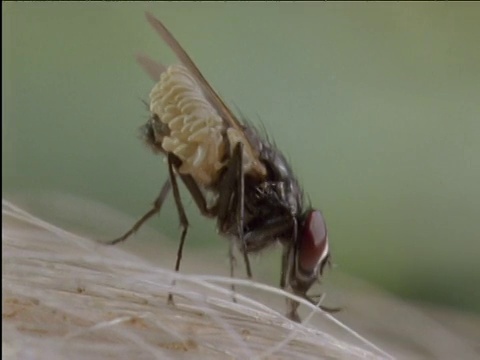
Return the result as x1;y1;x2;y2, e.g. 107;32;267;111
149;64;261;186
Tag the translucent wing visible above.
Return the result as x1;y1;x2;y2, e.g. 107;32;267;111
144;12;266;177
135;53;166;81
144;13;240;131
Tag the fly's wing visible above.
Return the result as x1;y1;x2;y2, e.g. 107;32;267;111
144;13;239;131
135;54;167;81
143;12;267;178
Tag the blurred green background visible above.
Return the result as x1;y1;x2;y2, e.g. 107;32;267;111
3;3;480;313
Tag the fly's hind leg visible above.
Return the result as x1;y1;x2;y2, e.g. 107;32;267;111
106;179;171;245
164;154;217;305
166;153;190;305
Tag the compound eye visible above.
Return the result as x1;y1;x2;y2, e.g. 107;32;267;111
298;210;329;274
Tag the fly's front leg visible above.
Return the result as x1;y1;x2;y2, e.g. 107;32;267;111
105;179;171;245
281;244;301;322
286;217;302;322
241;216;302;321
241;215;294;290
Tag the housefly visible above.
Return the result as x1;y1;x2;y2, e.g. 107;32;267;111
108;12;335;322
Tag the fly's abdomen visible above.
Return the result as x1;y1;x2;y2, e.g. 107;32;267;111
150;65;226;185
149;64;263;186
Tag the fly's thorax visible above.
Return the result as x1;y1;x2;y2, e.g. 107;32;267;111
149;64;264;186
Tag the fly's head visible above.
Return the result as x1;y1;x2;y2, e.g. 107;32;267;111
286;210;332;321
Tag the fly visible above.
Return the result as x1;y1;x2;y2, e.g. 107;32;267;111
108;12;336;322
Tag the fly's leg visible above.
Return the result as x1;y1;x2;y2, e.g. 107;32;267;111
106;179;171;245
216;142;251;301
279;249;303;323
240;216;294;292
240;215;302;321
228;239;237;302
235;143;251;279
280;245;291;290
175;172;217;219
104;152;214;306
286;218;302;322
283;245;301;322
166;154;223;305
167;153;190;305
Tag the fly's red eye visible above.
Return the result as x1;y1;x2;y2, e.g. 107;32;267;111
298;210;329;274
